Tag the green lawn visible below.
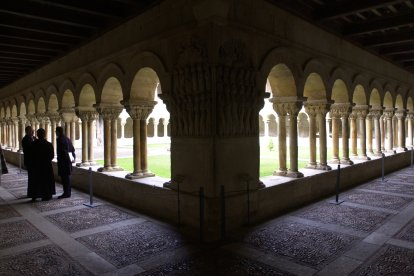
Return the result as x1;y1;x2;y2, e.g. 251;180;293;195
97;141;340;178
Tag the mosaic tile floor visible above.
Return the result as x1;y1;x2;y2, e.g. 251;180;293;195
1;163;414;275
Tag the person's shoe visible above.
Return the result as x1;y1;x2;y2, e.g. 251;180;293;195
58;194;70;199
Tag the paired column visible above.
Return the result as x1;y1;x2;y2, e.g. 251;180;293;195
407;112;414;148
97;106;123;172
349;112;358;157
353;105;370;160
370;108;383;156
380;115;385;151
305;101;331;170
395;110;407;152
123;100;156;179
47;112;60;154
272;97;304;177
366;114;373;154
76;110;99;167
329;103;353;165
383;108;396;154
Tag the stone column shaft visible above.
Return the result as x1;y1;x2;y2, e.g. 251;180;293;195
395;111;407;151
350;114;357;157
276;115;287;175
366;116;373;154
380;116;385;151
331;116;340;163
408;113;414;148
308;114;317;168
318;111;330;169
110;118;118;168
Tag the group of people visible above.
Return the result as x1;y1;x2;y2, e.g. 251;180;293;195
22;126;76;202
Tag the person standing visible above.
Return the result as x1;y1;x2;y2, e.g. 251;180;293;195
22;126;37;201
56;126;75;198
31;128;55;201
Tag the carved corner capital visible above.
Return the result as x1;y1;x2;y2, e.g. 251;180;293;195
95;105;123;120
122;100;157;120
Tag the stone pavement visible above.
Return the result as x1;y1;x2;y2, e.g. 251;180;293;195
1;164;414;275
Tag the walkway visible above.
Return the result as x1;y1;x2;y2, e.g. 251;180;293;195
0;164;414;275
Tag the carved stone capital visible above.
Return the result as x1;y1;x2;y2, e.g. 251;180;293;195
96;105;123;120
271;97;304;117
369;107;384;119
77;110;99;122
304;100;330;117
18;116;26;125
59;108;75;122
352;105;369;119
407;112;414;120
395;110;407;120
122;100;156;120
330;103;352;118
383;108;396;119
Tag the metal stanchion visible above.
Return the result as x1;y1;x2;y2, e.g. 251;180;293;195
199;187;204;243
246;178;250;226
381;153;387;182
220;185;225;240
329;164;344;205
411;147;413;169
83;167;97;207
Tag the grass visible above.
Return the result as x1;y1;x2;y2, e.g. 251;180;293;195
97;139;343;179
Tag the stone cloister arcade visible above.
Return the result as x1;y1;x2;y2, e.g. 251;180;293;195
1;0;414;240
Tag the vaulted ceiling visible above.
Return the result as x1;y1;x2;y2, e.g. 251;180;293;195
0;0;160;89
269;0;414;74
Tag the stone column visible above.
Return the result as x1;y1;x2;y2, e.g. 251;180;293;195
163;119;168;137
7;119;12;148
407;112;414;148
380;115;385;151
123;100;156;179
370;108;383;156
59;108;74;139
317;103;331;170
273;104;287;175
120;120;126;139
349;112;358;157
395;110;407;152
264;119;270;137
366;114;373;154
383;108;396;154
97;106;123;172
47;112;60;154
304;104;317;169
340;105;353;165
393;116;398;149
76;111;89;167
329;104;342;164
17;116;26;152
87;113;98;165
70;119;76;145
11;118;17;150
353;105;370;160
285;100;304;178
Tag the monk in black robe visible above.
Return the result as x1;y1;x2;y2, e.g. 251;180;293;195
32;128;55;201
22;126;37;201
56;126;75;198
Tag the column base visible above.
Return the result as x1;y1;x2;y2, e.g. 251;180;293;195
97;166;124;172
76;162;90;167
126;172;146;179
317;164;332;171
88;161;98;166
286;170;304;178
329;158;340;164
372;152;383;157
273;169;287;176
306;163;318;169
357;155;371;160
386;150;396;155
340;159;353;165
396;147;407;152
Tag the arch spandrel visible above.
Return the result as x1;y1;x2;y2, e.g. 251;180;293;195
130;68;160;101
303;73;327;100
331;79;349;103
352;84;367;105
267;64;297;97
369;88;381;107
383;92;393;108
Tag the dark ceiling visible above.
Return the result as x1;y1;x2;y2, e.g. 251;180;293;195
0;0;160;89
269;0;414;74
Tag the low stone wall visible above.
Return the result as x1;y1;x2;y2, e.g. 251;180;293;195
3;149;412;238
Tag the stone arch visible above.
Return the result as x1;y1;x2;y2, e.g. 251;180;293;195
61;89;75;109
78;84;97;110
328;68;352;101
76;73;98;103
129;67;160;101
125;51;169;100
100;77;123;106
27;99;36;115
383;91;393;108
395;95;404;111
369;88;381;107
59;79;76;98
97;63;126;104
259;47;304;97
48;94;59;112
258;115;264;136
331;79;349;103
267;64;298;97
303;72;327;100
407;97;413;112
352;84;367;105
19;101;26;117
147;117;155;137
37;97;46;113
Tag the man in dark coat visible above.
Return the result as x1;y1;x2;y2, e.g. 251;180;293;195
22;125;37;201
56;126;75;198
31;128;55;201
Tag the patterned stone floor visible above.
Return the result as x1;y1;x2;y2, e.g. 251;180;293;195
1;163;414;275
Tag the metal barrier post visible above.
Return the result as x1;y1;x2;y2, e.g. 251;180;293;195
177;181;180;226
83;167;97;207
329;164;344;205
381;153;387;182
220;185;225;240
247;179;250;226
199;187;204;243
411;147;413;168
